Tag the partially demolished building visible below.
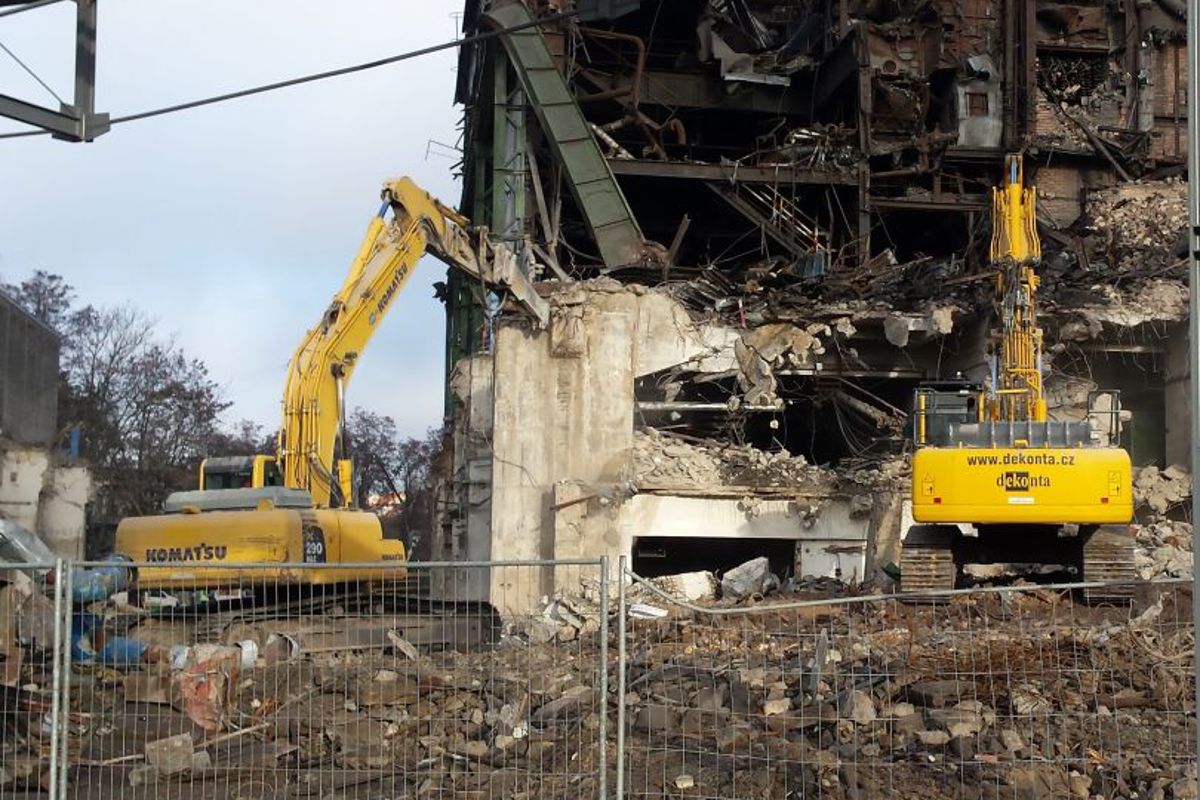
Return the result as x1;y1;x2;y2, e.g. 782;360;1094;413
435;0;1189;609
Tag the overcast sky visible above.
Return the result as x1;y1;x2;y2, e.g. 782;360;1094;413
0;1;464;439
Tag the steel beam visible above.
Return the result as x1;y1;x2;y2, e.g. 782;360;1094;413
483;2;647;269
607;157;857;186
0;0;108;140
635;69;812;114
868;196;988;212
0;93;80;137
1185;0;1199;765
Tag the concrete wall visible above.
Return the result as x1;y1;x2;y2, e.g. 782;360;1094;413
0;447;48;532
0;293;59;446
612;494;874;583
442;288;747;611
37;466;92;559
1165;330;1189;467
0;445;91;559
447;286;916;612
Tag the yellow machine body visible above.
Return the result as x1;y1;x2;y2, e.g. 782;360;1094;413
912;446;1132;525
116;505;405;589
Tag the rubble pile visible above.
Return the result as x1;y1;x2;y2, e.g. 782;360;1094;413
621;588;1196;800
1044;180;1187;331
1084;181;1187;275
0;564;1194;799
1134;521;1193;580
1135;465;1191;517
630;428;829;490
1131;465;1193;580
29;613;606;798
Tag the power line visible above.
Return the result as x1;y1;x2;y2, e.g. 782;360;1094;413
0;11;572;140
0;39;65;105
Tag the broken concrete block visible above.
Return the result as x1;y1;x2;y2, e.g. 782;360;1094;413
999;728;1025;752
762;697;791;715
144;733;194;776
926;708;984;737
526;617;559;644
128;766;158;787
721;557;776;600
906;680;968;708
883;314;912;347
915;729;951;746
844;690;876;725
690;685;727;711
190;750;212;774
530;685;592;723
647;571;718;602
949;734;975;761
634;704;679;733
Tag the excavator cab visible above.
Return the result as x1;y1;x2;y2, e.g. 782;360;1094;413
199;455;283;490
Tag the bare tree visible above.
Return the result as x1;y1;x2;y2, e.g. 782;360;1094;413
205;419;276;457
7;273;235;519
346;407;442;552
2;270;75;330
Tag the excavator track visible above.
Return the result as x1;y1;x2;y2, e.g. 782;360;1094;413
1080;526;1137;604
899;525;958;595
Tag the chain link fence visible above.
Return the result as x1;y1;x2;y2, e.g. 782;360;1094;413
1;558;1197;799
1;559;610;800
0;560;64;798
616;566;1195;800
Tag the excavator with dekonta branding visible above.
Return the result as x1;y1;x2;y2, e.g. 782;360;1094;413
899;156;1135;601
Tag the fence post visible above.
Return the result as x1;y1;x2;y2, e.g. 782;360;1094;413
46;558;64;800
598;556;609;800
58;561;74;799
615;555;627;800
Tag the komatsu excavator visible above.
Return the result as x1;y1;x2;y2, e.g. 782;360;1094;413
114;178;548;593
900;156;1136;601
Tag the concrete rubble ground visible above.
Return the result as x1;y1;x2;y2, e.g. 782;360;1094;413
0;536;1192;799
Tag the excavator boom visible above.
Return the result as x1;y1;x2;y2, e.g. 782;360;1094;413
118;177;549;596
204;178;548;507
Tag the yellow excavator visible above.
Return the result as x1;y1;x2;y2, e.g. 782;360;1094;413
900;156;1135;601
114;178;548;592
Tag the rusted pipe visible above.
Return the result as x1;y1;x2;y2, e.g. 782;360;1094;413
578;26;647;110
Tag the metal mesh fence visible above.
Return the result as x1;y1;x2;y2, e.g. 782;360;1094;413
47;559;608;800
0;561;64;798
3;558;1197;799
616;569;1196;800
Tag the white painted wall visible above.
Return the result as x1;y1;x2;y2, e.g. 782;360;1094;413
0;446;92;559
37;466;92;559
614;494;872;582
0;448;48;533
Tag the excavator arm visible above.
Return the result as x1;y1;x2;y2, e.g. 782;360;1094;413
277;178;549;507
987;155;1047;423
